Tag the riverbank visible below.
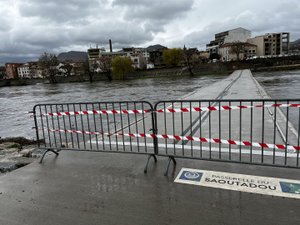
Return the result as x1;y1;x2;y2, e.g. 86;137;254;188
2;55;300;87
0;137;43;174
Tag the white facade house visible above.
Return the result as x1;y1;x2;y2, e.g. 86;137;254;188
219;42;257;61
17;64;30;78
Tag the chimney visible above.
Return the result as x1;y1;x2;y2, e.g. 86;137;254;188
109;39;112;53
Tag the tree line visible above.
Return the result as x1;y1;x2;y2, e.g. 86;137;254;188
38;47;207;83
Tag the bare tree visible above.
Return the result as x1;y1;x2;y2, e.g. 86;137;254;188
98;56;113;81
229;42;246;61
183;46;200;76
38;52;59;83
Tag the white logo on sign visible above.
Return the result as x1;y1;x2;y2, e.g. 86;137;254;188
184;172;200;179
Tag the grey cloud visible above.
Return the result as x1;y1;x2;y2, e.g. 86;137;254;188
113;0;194;24
1;0;300;65
178;2;300;49
18;0;105;22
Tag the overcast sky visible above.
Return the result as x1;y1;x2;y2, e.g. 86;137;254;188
0;0;299;65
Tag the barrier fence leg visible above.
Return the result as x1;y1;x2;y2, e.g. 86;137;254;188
40;149;60;163
144;154;157;173
164;156;176;176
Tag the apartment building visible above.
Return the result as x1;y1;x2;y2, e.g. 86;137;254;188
206;27;251;55
247;33;290;57
5;63;23;79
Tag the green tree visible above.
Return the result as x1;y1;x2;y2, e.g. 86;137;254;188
38;52;59;83
111;56;133;80
162;48;184;67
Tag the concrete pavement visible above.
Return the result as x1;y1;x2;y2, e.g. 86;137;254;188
0;151;300;225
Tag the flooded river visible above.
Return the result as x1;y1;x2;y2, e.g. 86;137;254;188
0;70;300;139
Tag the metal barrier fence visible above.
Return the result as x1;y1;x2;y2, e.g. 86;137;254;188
33;101;158;172
33;99;300;174
154;99;300;173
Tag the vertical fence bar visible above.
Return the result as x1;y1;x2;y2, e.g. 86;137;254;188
33;106;41;148
92;103;99;150
239;101;242;162
66;104;75;149
50;105;57;148
261;101;265;164
199;101;202;158
73;104;80;149
79;104;86;150
119;103;125;151
219;101;221;159
61;104;69;148
285;100;290;166
190;102;193;157
112;103;119;151
181;102;184;156
105;103;112;151
273;100;277;165
126;102;133;152
85;103;93;150
98;103;105;150
297;104;300;167
172;102;176;155
250;101;253;163
141;103;147;153
164;102;167;154
209;101;212;159
229;101;232;160
55;105;63;147
134;102;140;152
152;103;158;155
38;106;47;148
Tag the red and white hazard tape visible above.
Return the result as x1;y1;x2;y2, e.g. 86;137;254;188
156;103;300;113
43;109;151;116
41;103;300;117
47;128;300;152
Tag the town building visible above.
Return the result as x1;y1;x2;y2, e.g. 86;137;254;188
17;63;30;78
122;48;149;69
5;63;23;79
146;44;168;67
206;27;251;55
219;42;257;61
29;62;44;78
247;33;290;57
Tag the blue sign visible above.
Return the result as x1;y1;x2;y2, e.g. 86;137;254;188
179;171;203;182
280;182;300;194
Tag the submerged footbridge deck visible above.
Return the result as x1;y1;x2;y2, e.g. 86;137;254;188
153;70;300;167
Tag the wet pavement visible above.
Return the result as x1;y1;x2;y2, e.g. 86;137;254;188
0;151;300;225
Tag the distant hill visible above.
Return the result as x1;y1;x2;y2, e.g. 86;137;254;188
57;51;88;62
146;44;168;51
291;39;300;49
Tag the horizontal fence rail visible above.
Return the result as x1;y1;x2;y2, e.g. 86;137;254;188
33;99;300;169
